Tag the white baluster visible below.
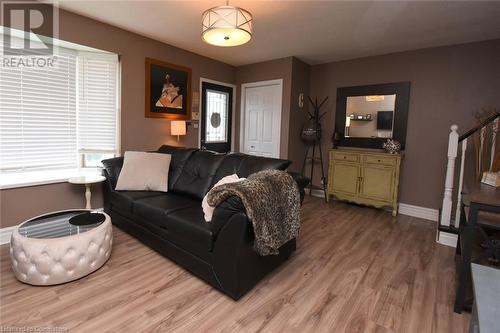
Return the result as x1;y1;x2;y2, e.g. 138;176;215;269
440;125;459;227
454;138;467;228
479;126;486;176
490;117;498;171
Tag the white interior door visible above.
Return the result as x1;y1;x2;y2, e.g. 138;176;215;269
242;81;282;158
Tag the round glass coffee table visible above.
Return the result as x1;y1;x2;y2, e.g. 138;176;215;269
10;209;113;285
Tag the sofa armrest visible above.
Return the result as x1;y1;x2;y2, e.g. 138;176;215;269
288;172;310;203
210;171;309;235
211;198;296;300
101;156;124;190
210;195;246;236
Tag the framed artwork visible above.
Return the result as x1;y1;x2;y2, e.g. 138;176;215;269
145;58;191;119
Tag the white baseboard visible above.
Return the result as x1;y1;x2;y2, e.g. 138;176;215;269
398;203;439;222
0;226;16;245
437;230;458;248
309;189;326;198
311;190;439;222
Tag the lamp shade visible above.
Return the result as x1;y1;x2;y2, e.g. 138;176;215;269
202;5;252;47
171;121;186;136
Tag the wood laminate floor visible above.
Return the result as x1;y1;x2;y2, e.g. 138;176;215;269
0;197;469;333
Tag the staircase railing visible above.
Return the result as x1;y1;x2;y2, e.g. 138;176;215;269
439;112;499;233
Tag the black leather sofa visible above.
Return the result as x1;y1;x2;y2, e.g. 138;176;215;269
102;145;309;300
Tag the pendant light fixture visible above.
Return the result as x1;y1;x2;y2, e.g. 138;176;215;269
202;1;253;47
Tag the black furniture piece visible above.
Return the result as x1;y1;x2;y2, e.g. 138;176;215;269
102;146;309;300
454;182;500;313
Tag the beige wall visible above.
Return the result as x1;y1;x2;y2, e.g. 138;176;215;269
309;39;500;209
0;9;235;228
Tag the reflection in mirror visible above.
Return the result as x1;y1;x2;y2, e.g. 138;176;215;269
345;94;396;138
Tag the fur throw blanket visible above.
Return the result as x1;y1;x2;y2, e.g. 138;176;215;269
207;170;301;256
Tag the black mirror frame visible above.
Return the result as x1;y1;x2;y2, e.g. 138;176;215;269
335;82;411;150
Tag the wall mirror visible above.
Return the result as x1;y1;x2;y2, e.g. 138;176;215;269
335;82;410;149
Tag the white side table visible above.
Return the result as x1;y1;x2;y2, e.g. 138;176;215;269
68;175;106;209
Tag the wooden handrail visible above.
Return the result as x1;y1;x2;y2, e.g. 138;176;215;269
459;111;500;142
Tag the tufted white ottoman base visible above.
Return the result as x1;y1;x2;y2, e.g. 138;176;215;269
10;210;113;286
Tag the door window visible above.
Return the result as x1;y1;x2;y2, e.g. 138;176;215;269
205;90;229;143
201;82;233;153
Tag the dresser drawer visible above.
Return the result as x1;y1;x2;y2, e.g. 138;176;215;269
334;152;359;163
364;155;396;166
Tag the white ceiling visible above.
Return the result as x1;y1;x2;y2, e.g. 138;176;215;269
57;1;500;66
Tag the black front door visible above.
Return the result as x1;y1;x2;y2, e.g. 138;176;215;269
200;82;233;153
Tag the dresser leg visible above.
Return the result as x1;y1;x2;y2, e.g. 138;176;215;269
392;203;398;216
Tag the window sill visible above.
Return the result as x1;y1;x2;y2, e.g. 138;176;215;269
0;169;103;190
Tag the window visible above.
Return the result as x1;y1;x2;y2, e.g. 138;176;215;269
0;37;119;188
205;90;229;143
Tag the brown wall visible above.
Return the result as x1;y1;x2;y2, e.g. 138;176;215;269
309;39;500;209
0;9;235;228
234;57;293;158
233;56;311;171
0;183;103;228
2;8;498;227
288;58;311;173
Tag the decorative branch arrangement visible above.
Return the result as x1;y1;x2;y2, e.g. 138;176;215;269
471;108;500;179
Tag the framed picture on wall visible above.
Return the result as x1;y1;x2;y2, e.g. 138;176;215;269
145;58;191;119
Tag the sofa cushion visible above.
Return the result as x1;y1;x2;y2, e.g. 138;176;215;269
210;153;245;187
132;193;199;225
157;145;198;189
211;153;291;187
238;155;291;177
171;150;225;199
111;191;164;213
163;207;214;259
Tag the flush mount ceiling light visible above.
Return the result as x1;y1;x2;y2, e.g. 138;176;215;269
202;2;253;47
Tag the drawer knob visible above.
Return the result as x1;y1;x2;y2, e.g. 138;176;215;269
343;156;346;159
378;159;381;162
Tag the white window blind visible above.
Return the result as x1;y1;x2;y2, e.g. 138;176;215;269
0;37;119;178
0;43;78;172
78;52;118;153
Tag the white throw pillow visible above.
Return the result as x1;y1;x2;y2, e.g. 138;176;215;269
115;151;171;192
203;174;245;222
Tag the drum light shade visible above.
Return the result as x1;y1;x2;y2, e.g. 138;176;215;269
171;120;186;142
202;5;253;47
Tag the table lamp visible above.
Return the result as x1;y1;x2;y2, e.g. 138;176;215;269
171;120;186;142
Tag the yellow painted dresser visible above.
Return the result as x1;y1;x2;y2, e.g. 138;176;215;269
327;149;402;216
